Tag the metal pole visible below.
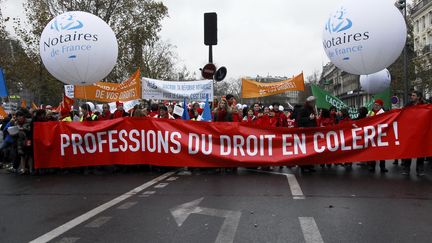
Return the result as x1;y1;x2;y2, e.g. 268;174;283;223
403;5;408;105
209;45;213;63
357;77;361;107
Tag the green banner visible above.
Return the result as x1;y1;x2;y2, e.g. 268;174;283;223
311;84;391;119
311;84;358;118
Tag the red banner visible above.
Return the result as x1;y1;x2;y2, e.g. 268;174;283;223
34;105;432;169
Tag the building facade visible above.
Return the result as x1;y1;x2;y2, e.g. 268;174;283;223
411;0;432;99
412;0;432;51
320;62;373;108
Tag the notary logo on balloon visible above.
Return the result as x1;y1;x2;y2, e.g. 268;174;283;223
325;7;352;34
51;14;84;32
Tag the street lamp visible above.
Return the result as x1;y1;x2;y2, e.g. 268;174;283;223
395;0;408;105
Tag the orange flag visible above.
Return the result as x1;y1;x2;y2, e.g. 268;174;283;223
241;72;305;98
73;69;141;102
0;106;7;119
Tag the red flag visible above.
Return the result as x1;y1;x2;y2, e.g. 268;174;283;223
60;93;74;111
58;93;74;116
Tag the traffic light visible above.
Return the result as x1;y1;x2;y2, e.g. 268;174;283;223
204;13;217;46
396;0;406;10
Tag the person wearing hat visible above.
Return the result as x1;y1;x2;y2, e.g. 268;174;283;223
80;103;98;121
366;98;388;173
112;101;129;119
270;103;287;127
368;99;385;117
297;96;318;173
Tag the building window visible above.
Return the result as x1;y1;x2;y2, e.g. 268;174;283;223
422;16;426;30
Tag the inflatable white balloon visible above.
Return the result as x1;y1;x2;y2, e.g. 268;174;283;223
40;11;118;85
360;69;391;94
323;0;406;75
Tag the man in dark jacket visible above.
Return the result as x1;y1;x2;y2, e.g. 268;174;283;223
402;91;425;176
297;96;317;173
298;96;317;128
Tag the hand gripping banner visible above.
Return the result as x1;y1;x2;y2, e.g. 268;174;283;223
34;105;432;169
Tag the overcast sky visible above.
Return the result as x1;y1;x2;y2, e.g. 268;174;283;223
2;0;411;80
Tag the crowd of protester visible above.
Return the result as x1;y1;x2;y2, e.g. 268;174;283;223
0;90;430;176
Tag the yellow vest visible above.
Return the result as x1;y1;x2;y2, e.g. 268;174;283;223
80;114;98;122
61;116;72;122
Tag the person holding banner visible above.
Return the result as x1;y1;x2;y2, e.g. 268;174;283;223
337;108;351;124
256;106;277;127
297;96;318;173
252;102;261;116
80;104;98;122
189;103;202;120
213;97;232;122
368;99;385;117
273;104;288;127
242;108;257;124
367;99;388;173
318;108;336;127
60;109;72;122
154;106;175;119
112;101;129;119
232;105;242;122
99;103;112;120
402;91;425;176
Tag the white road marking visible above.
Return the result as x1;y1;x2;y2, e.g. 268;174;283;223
170;198;241;243
138;191;156;197
166;176;179;181
29;171;175;243
117;201;137;210
200;207;241;243
85;216;112;228
177;170;192;176
285;173;305;200
246;169;305;199
154;183;169;188
299;217;324;243
56;237;80;243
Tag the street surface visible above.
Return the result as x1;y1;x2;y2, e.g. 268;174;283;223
0;161;431;243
